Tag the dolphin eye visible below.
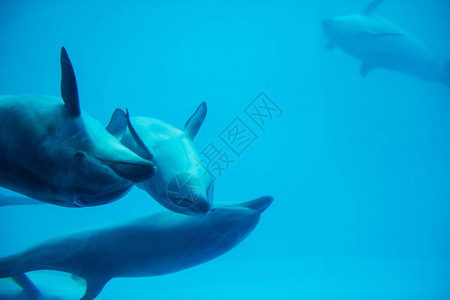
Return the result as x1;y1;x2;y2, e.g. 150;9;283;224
74;152;86;159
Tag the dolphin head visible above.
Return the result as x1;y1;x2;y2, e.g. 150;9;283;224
137;124;214;215
83;113;156;183
111;103;213;215
322;13;404;51
37;47;156;207
206;196;273;230
44;114;156;206
322;0;387;43
58;47;156;185
181;196;274;260
322;15;365;46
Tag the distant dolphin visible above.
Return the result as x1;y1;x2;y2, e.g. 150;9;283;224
0;196;273;300
322;0;450;86
106;103;213;215
0;48;156;207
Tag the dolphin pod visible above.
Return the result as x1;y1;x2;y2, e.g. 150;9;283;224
0;103;214;215
0;48;156;207
105;103;214;215
0;196;273;300
322;0;450;86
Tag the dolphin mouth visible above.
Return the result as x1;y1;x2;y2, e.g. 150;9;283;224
96;157;157;183
168;196;195;208
194;198;210;214
245;196;273;213
167;195;210;215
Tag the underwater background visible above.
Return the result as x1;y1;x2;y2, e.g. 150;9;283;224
1;0;450;299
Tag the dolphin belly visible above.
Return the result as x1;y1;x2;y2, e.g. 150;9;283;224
0;197;273;300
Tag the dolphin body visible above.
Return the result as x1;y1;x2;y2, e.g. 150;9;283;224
322;0;450;86
106;103;214;215
0;196;273;300
0;48;156;207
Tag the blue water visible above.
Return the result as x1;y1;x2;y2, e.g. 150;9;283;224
1;0;450;299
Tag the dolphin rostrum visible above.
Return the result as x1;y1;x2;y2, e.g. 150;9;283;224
0;48;156;207
0;196;273;300
322;0;450;86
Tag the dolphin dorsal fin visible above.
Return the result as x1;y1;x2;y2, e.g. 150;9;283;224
361;0;384;15
106;108;127;140
184;102;207;140
60;47;81;117
126;109;154;159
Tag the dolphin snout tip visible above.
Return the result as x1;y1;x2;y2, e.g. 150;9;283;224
132;162;157;182
242;196;274;214
195;199;211;214
255;196;274;213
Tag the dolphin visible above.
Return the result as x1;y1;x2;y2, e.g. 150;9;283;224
0;47;156;207
322;0;450;86
0;196;273;300
105;102;214;215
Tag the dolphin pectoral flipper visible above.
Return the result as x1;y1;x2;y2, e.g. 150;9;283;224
81;277;109;300
184;102;207;140
361;0;384;15
106;109;127;140
60;47;81;117
360;62;376;78
12;274;41;299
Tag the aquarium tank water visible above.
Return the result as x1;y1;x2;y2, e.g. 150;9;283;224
0;0;449;299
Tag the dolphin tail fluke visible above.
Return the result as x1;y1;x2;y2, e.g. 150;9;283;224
80;277;109;300
12;274;41;299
